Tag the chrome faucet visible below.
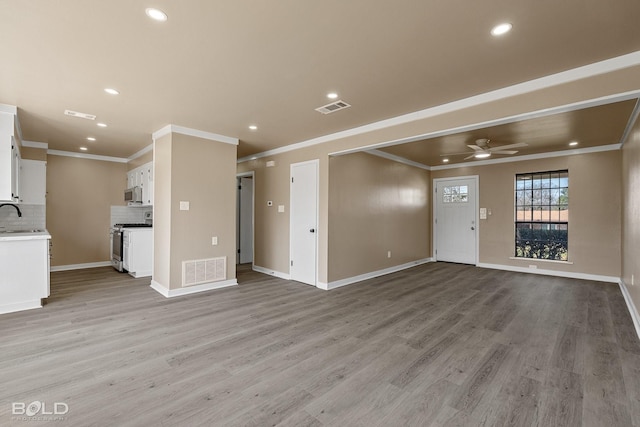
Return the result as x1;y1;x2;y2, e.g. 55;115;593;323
0;203;22;217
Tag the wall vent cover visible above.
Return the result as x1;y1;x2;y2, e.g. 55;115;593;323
64;110;96;120
182;257;226;287
315;100;351;114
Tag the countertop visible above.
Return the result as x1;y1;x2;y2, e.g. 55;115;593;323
0;229;51;241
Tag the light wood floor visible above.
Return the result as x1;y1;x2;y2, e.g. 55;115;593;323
2;263;640;426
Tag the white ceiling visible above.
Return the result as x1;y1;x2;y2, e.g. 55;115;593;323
1;1;640;159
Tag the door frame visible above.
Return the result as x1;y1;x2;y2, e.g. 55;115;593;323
289;159;320;287
236;171;255;267
432;175;480;265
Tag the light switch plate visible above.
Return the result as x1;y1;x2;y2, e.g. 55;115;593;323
180;201;190;211
278;205;285;213
480;208;487;219
212;236;218;245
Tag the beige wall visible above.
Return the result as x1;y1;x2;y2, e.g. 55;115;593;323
127;149;153;170
622;115;640;309
328;152;430;282
46;155;127;266
20;146;47;161
432;150;621;277
154;133;237;290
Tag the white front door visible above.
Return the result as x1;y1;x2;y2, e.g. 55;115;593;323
290;160;318;286
434;177;478;264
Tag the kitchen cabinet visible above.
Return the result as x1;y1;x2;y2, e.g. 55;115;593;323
122;228;152;278
126;161;153;206
0;231;51;314
0;109;21;201
19;159;46;204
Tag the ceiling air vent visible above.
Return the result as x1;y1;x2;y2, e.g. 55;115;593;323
315;100;351;115
64;110;96;120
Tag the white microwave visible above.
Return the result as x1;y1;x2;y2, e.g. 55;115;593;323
124;186;142;204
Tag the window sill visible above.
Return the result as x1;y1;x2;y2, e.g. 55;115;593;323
509;257;573;265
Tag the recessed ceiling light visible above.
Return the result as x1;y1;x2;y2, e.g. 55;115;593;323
327;92;338;99
249;125;258;130
491;23;512;36
79;147;88;151
442;158;449;163
97;123;107;128
87;137;96;141
104;88;119;95
475;153;491;159
569;141;579;146
146;8;168;22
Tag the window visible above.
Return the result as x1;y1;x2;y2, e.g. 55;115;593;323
515;170;568;260
443;185;468;203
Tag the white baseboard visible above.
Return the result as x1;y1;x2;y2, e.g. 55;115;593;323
319;258;435;291
619;279;640;340
150;279;238;298
252;265;291;280
50;261;112;272
477;262;620;283
0;300;42;315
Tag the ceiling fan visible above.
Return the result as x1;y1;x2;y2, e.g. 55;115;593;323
442;138;528;160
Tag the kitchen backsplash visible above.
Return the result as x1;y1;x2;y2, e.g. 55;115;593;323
110;205;149;226
0;204;46;230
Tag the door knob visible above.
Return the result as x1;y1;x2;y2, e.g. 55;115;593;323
310;228;315;233
471;226;475;230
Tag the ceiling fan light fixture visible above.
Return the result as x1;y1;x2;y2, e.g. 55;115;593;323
475;152;491;159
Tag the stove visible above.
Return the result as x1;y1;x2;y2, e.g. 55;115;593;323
113;223;153;229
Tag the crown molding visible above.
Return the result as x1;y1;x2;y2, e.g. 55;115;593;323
22;140;48;149
152;124;238;145
47;149;129;163
364;149;431;170
127;144;153;161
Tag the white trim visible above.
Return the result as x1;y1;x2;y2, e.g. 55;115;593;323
619;280;640;340
433;176;480;265
128;144;153;161
321;258;434;291
252;265;291;280
620;99;640;147
150;278;238;298
22;140;48;150
47;149;129;163
152;124;238;145
290;159;320;287
236;170;255;266
0;103;17;115
508;256;574;265
50;261;112;272
365;150;431;170
0;300;42;315
238;52;640;163
477;262;619;283
431;144;622;171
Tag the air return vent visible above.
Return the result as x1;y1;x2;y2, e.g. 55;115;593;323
64;110;96;120
182;257;226;287
315;100;351;115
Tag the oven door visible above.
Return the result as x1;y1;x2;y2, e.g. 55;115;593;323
110;228;123;271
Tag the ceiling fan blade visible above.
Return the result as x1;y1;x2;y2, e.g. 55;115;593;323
466;145;484;151
488;142;528;151
440;151;472;157
463;154;477;160
490;150;518;155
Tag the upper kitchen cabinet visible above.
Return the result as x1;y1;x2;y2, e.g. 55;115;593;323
0;109;21;202
20;159;46;204
127;161;153;206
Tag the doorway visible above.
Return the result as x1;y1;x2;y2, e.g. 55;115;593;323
236;173;254;266
433;176;478;264
290;160;318;286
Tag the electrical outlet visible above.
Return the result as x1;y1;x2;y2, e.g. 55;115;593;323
387;250;392;258
212;236;218;246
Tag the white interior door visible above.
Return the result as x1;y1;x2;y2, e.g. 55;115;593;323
238;176;254;264
434;177;478;264
290;160;318;286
